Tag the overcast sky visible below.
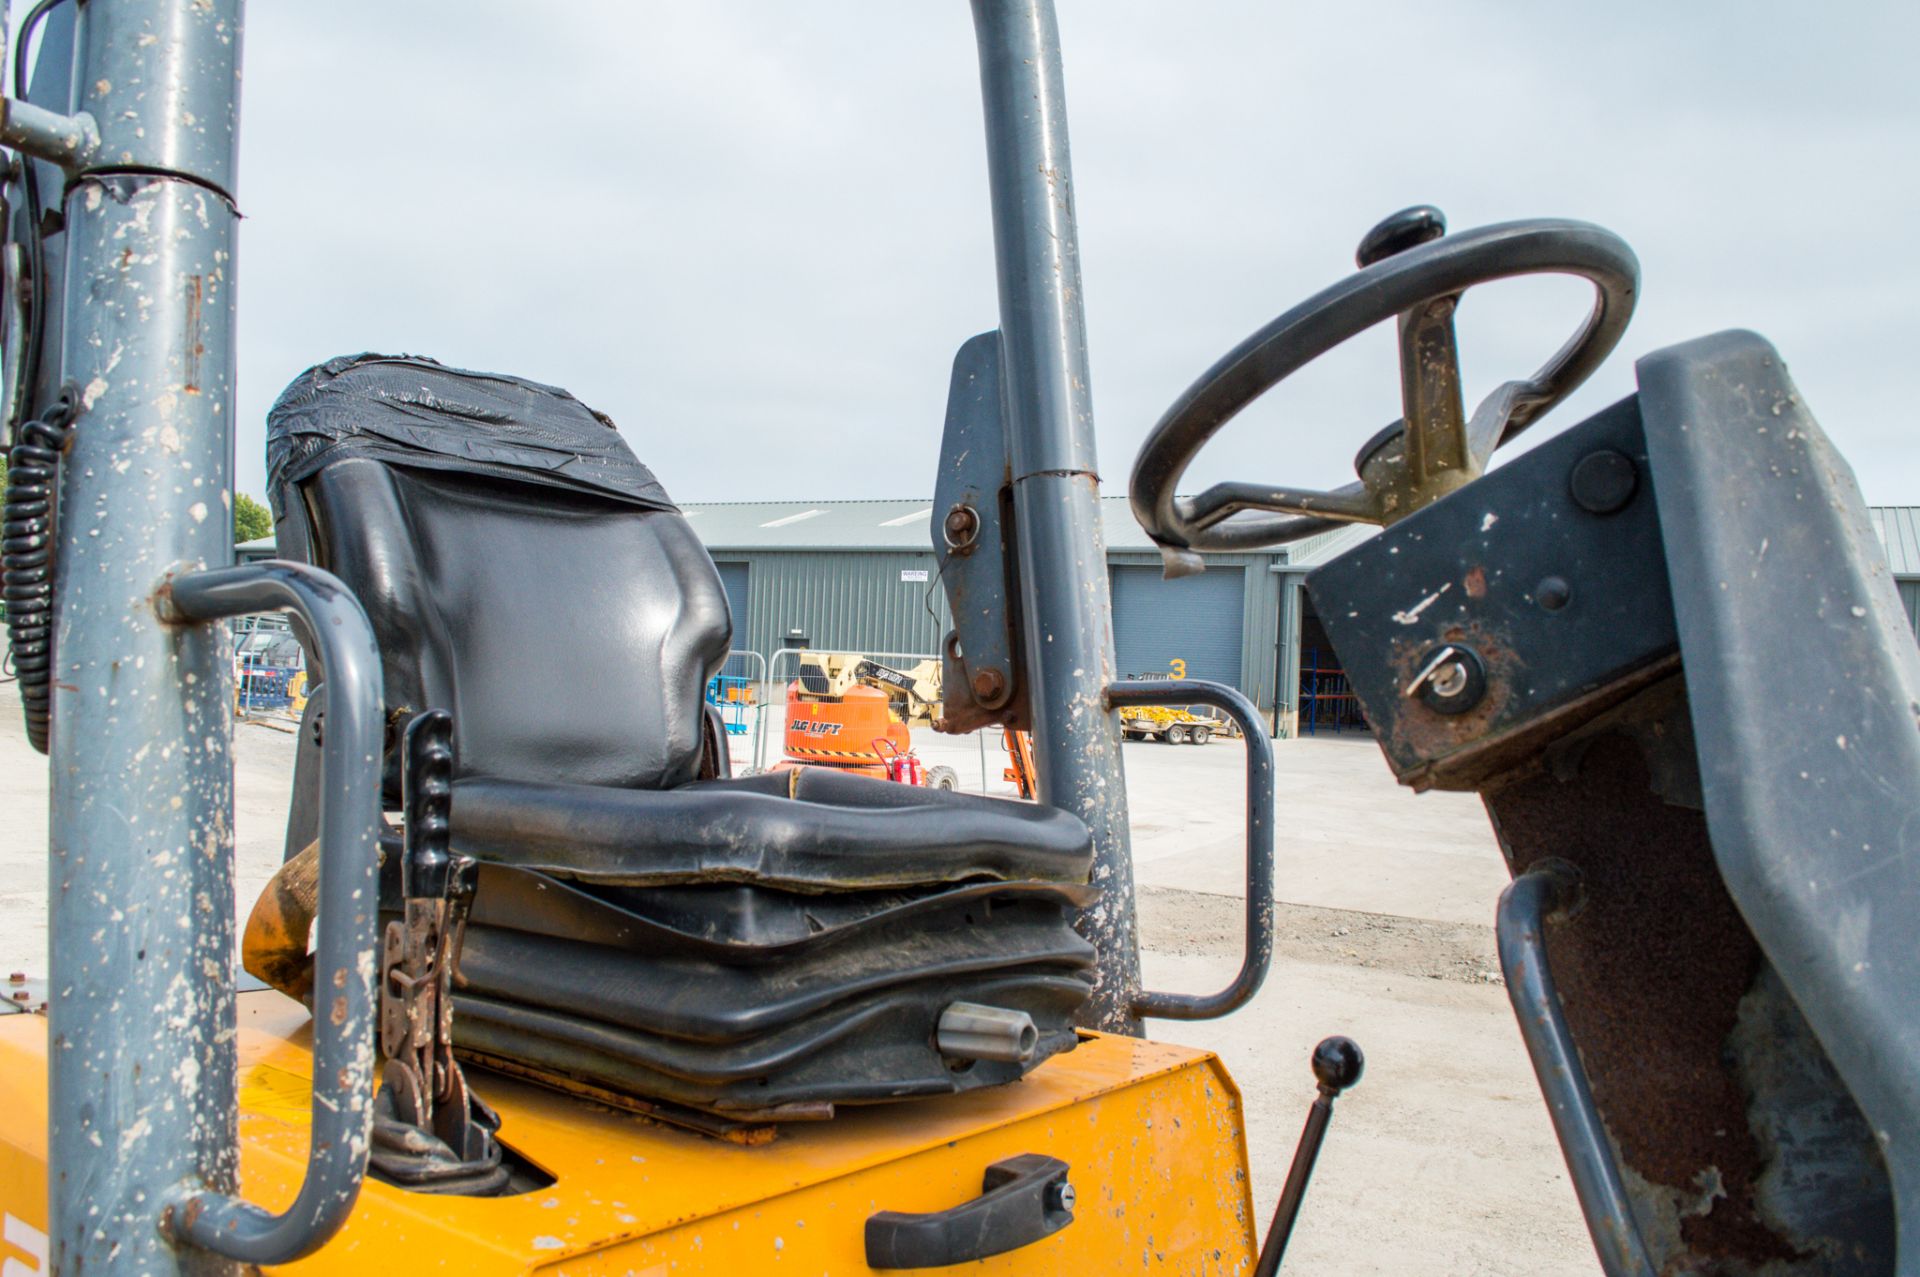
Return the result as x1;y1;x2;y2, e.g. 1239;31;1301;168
208;3;1919;509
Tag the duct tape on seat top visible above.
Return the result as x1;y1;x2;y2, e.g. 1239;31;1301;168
266;352;675;520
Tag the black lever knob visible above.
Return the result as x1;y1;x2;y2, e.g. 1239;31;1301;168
1310;1034;1365;1094
1356;205;1445;267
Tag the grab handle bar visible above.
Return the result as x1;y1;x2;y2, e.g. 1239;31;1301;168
1109;678;1274;1020
163;561;384;1264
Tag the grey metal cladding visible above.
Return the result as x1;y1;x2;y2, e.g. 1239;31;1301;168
1111;563;1246;686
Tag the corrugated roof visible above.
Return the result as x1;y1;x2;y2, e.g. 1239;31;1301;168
1870;506;1920;577
1278;523;1377;568
679;495;1374;558
227;499;1920;574
678;500;937;551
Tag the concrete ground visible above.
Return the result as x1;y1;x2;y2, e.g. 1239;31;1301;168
1;681;1596;1273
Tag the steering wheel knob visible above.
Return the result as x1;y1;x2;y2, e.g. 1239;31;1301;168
1356;205;1447;267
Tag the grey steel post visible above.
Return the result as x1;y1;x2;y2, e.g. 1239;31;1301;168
1275;570;1303;738
971;0;1141;1032
37;2;246;1272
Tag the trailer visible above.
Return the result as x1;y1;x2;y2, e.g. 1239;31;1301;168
1114;680;1239;743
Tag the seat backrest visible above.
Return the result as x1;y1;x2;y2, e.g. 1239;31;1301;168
293;452;730;793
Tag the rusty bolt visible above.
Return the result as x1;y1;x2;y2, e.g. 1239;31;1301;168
10;990;29;1003
943;504;981;553
971;667;1007;704
6;972;23;985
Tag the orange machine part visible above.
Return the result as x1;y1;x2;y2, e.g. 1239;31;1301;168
783;681;910;771
1002;728;1038;799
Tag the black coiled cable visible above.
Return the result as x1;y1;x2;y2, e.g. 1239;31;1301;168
9;0;76;444
3;389;75;753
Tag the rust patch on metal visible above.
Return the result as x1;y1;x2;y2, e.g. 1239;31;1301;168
1488;713;1800;1267
182;274;205;394
456;1049;779;1146
1463;565;1487;599
1373;604;1679;792
1370;617;1519;773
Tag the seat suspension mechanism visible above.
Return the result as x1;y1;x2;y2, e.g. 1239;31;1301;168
371;709;507;1194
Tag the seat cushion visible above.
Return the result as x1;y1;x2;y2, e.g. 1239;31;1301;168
466;863;1097;960
444;862;1096;1110
302;459;730;792
456;899;1091;1043
450;767;1094;890
452;966;1092;1111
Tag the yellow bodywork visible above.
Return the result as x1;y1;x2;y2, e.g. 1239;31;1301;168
1119;705;1226;738
0;992;1258;1274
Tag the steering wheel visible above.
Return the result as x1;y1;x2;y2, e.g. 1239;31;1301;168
1129;207;1639;568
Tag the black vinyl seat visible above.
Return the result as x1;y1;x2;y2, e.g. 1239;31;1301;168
450;767;1092;889
265;355;1094;1111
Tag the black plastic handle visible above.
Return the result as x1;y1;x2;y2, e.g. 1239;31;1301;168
865;1154;1074;1269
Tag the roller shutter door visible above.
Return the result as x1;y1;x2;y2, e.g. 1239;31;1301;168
714;561;751;665
1110;564;1244;687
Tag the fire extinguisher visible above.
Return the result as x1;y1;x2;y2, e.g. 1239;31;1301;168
877;739;924;786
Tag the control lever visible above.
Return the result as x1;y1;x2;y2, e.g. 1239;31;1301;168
370;709;507;1194
1253;1036;1365;1276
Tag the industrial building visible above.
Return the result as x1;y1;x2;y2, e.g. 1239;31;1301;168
686;497;1366;738
1875;506;1920;635
687;499;1920;738
238;502;1920;739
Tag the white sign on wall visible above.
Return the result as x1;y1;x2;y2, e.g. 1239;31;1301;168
900;569;929;583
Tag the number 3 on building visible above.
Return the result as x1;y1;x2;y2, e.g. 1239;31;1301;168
1168;658;1187;680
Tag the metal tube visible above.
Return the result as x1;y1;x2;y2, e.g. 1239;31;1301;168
1497;861;1658;1277
1254;1095;1333;1277
49;178;242;1277
0;98;96;168
165;563;384;1264
712;647;764;764
1114;679;1274;1021
971;0;1141;1033
71;0;244;196
1274;572;1302;738
42;3;245;1272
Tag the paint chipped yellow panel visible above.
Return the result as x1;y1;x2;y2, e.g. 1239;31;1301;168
0;992;1258;1273
240;1062;321;1124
